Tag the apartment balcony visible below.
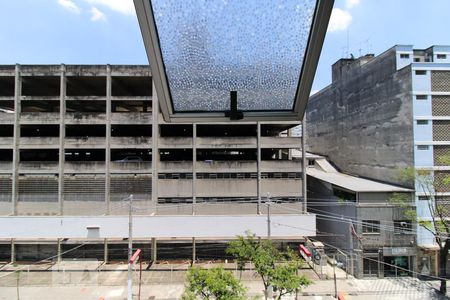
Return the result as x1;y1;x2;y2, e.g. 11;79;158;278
0;137;13;148
159;161;192;173
196;137;256;149
197;160;256;172
20;137;59;148
110;136;151;148
19;162;59;173
110;161;151;173
261;160;302;172
64;161;105;173
111;112;151;124
0;113;14;124
21;112;60;124
261;136;301;148
65;113;106;125
159;137;192;148
65;137;106;148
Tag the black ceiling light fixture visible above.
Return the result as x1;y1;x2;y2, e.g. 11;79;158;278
134;0;334;122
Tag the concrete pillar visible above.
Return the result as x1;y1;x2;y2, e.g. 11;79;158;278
151;238;157;262
58;64;66;215
192;237;196;264
104;238;108;263
257;122;261;214
105;65;112;214
151;83;159;211
57;238;62;263
192;124;197;215
10;239;15;263
11;64;21;215
302;118;307;213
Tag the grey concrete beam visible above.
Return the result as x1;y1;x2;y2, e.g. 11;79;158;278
151;238;157;262
105;65;112;214
151;82;159;209
58;64;66;215
11;65;21;215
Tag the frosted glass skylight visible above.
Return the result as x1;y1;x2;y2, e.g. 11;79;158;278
150;0;316;112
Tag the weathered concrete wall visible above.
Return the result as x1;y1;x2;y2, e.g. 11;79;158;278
306;49;414;186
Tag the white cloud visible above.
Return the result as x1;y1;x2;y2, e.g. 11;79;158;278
57;0;81;14
328;8;352;32
84;0;134;16
346;0;360;9
90;7;107;22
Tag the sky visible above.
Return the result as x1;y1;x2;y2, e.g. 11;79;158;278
0;0;449;91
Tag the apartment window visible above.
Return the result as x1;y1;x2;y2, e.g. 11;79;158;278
415;95;427;100
400;53;410;59
437;54;447;59
414;57;421;62
415;70;427;75
394;220;412;234
418;196;430;201
417;145;430;150
417;120;429;125
362;220;380;234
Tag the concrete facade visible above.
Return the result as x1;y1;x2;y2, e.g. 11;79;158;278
0;64;311;261
305;45;450;277
306;157;416;278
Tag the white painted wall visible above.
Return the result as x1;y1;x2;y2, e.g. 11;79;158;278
0;214;315;239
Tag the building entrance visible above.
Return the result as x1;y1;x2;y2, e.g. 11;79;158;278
384;256;410;277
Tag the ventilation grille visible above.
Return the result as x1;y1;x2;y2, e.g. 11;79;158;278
434;146;450;166
64;175;105;201
18;175;58;202
432;96;450;116
431;71;450;92
110;174;151;201
435;171;450;193
0;176;12;202
433;120;450;141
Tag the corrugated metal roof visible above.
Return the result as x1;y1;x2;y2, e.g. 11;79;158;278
307;167;412;193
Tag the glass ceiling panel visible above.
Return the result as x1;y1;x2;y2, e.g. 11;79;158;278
150;0;316;112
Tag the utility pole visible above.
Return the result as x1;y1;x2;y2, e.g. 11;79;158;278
333;255;338;299
127;194;134;300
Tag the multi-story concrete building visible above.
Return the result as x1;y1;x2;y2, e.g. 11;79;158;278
305;156;415;278
0;64;314;262
305;45;450;277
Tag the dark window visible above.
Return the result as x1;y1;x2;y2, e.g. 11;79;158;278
417;145;429;150
415;95;427;100
415;70;427;75
437;54;447;59
417;120;429;125
414;57;421;62
400;53;410;59
418;196;430;201
394;220;412;234
362;220;380;234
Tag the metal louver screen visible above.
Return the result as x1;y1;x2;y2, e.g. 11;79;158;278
64;175;105;201
18;175;58;202
110;174;152;201
0;176;12;202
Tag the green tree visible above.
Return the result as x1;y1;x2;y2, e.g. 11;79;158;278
182;266;247;300
394;157;450;294
227;232;312;299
